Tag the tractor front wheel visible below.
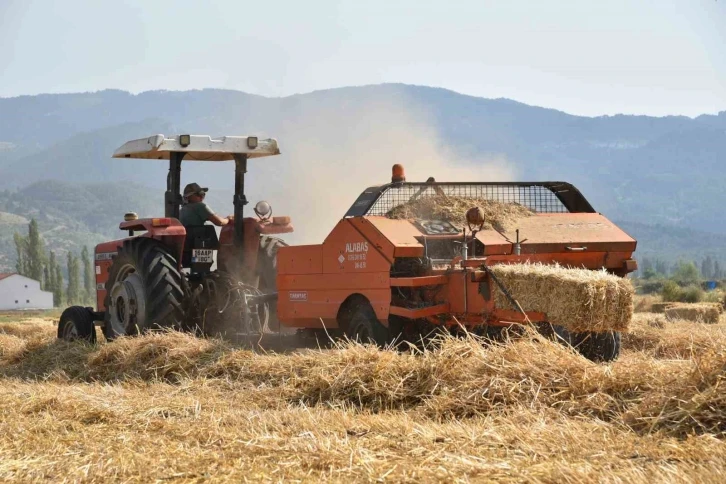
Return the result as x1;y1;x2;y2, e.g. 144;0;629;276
103;238;184;340
58;306;97;343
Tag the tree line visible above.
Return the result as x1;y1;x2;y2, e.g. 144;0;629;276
13;219;94;307
638;256;725;281
634;257;726;303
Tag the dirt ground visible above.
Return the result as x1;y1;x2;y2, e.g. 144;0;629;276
1;312;725;482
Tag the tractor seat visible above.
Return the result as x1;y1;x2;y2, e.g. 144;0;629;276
182;225;220;272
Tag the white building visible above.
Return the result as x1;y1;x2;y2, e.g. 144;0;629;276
0;273;54;310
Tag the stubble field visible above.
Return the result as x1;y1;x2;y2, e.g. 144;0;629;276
1;311;725;482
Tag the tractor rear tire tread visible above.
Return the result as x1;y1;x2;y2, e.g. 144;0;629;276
103;238;184;339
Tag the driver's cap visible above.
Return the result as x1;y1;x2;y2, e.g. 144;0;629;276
183;183;208;198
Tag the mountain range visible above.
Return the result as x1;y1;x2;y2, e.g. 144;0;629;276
0;84;724;271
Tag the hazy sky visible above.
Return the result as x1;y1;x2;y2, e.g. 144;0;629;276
1;0;724;117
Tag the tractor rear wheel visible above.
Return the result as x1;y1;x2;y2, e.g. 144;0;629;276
346;304;389;347
571;331;621;362
58;306;97;343
103;238;184;340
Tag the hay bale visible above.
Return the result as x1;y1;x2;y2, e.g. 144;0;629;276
386;195;533;231
634;294;659;313
650;302;675;314
664;304;720;324
490;263;634;333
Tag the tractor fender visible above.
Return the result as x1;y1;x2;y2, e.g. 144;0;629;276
117;218;187;263
95;231;187;268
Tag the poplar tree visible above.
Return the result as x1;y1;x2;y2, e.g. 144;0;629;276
48;251;62;307
27;219;46;283
43;265;50;292
13;232;27;276
54;258;64;307
81;246;94;303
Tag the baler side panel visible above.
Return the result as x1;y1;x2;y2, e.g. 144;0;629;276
277;219;393;327
277;288;391;328
322;219;393;274
276;245;323;275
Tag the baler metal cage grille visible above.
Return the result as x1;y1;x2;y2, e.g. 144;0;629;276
366;183;570;216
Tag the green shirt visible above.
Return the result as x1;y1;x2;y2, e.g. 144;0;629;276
179;202;215;226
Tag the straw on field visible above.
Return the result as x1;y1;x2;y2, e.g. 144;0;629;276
665;303;721;324
623;312;725;359
0;320;723;432
386;194;533;231
490;262;634;333
1;314;726;481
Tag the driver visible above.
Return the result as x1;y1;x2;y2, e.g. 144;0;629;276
179;183;232;227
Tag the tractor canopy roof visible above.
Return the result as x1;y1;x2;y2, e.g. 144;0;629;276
112;134;280;161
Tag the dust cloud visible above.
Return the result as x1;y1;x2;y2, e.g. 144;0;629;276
246;90;517;245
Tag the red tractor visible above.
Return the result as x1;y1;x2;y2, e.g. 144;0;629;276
58;134;292;342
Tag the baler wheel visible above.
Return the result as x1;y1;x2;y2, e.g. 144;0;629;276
58;306;97;343
346;304;389;347
534;322;571;344
103;238;184;340
571;331;621;362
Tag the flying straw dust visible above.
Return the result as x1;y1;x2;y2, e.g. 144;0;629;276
252;91;516;245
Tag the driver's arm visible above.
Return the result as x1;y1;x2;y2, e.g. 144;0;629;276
209;214;231;226
201;203;230;226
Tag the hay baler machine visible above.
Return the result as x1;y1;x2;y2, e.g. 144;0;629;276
57;134;292;342
275;166;638;362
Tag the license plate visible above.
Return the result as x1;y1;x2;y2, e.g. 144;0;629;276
192;249;214;263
